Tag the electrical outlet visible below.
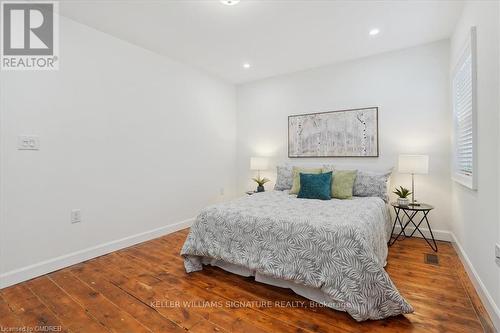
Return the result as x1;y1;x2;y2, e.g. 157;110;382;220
17;135;40;150
71;209;81;224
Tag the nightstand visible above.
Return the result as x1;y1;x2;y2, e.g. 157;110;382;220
389;202;437;252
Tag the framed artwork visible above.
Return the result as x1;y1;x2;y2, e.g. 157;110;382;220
288;107;379;158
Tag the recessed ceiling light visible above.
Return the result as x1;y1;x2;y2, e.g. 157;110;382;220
243;63;251;69
220;0;240;5
369;28;380;36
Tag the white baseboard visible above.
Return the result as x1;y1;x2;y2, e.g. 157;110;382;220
450;233;500;332
392;225;453;242
0;218;194;289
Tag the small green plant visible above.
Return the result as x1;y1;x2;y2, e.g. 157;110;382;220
393;186;412;198
252;176;270;186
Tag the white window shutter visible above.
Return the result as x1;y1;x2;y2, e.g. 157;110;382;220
452;27;477;190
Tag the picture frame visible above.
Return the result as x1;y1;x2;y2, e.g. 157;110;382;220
288;107;379;158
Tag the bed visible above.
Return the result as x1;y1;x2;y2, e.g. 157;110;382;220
180;190;413;321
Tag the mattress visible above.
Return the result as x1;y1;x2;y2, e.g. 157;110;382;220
181;190;413;321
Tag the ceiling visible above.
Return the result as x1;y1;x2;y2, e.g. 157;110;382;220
59;0;464;84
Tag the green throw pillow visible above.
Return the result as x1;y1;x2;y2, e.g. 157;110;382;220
290;167;323;194
332;170;357;199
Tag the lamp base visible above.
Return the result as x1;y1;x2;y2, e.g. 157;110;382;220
409;174;421;206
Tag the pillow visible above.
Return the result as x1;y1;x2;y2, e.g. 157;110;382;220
332;170;357;199
274;165;293;191
353;170;392;202
290;167;323;194
297;172;332;200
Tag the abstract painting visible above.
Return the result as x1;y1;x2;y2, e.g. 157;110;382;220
288;107;378;157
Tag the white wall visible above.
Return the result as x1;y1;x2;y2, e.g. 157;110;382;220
0;16;237;286
449;0;500;328
236;41;452;233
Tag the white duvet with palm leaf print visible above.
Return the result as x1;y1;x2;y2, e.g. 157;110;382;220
181;191;413;321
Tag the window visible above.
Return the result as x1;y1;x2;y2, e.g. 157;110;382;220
452;27;477;190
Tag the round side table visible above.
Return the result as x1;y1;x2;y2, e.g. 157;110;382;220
389;202;437;252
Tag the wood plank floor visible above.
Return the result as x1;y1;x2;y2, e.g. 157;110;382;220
0;228;494;333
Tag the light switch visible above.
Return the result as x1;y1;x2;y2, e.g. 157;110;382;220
17;135;40;150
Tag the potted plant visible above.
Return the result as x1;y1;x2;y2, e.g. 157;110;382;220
393;186;412;206
252;176;270;192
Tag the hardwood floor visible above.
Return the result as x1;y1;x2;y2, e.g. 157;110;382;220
0;229;494;333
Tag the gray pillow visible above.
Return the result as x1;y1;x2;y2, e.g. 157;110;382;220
353;170;392;202
274;165;293;191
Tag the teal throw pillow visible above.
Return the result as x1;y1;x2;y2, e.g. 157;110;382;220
297;172;332;200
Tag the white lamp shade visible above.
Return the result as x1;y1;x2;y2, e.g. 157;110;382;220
398;155;429;174
250;157;269;170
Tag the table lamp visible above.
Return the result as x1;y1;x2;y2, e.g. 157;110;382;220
398;154;429;206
